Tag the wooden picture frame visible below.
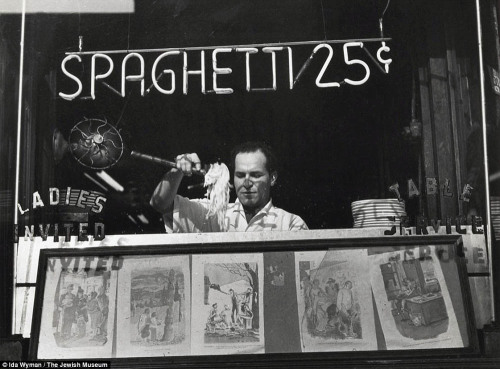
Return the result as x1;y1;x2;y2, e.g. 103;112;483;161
29;235;479;367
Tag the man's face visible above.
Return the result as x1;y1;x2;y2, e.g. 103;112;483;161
234;150;272;212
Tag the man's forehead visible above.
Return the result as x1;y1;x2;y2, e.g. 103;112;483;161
234;150;267;170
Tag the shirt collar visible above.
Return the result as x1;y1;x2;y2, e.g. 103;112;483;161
233;198;274;217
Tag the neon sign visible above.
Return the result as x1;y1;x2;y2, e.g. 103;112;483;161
58;39;393;100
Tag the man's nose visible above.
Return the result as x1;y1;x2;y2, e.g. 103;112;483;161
243;175;253;187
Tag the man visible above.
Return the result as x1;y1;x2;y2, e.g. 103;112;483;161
150;141;308;232
96;285;109;338
309;279;324;327
229;289;238;323
242;287;253;311
59;284;77;339
325;278;339;319
206;303;220;333
336;280;355;337
87;291;100;337
219;305;232;328
337;281;353;316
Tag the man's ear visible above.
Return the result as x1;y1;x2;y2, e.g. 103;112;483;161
271;172;278;186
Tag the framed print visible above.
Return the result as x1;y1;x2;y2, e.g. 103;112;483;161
35;255;118;359
295;249;377;352
29;236;479;367
115;255;191;357
369;245;463;350
191;253;265;355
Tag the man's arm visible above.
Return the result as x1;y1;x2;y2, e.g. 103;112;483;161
150;169;184;215
149;153;201;227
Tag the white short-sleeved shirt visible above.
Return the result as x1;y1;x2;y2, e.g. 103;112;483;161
164;195;308;233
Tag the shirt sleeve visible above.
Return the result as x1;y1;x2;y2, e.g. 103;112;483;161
163;195;220;233
289;215;309;231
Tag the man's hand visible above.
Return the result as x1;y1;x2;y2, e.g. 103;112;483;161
175;153;202;176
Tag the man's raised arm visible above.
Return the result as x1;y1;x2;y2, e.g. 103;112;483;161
149;153;201;217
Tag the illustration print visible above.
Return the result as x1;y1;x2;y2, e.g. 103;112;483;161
52;269;111;348
130;267;186;346
203;262;259;344
378;252;448;339
295;249;377;352
369;246;463;350
299;262;361;340
115;255;190;357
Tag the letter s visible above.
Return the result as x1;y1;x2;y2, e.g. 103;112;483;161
92;196;107;213
59;55;83;100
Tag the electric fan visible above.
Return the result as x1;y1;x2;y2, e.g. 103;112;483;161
68;118;124;169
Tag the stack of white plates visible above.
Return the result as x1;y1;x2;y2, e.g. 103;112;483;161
491;197;500;240
352;199;406;228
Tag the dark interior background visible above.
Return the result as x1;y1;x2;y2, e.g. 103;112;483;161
22;1;431;233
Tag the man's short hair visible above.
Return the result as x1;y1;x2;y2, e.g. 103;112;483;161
230;141;278;174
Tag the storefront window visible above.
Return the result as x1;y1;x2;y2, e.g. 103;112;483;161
0;0;497;339
3;1;461;236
